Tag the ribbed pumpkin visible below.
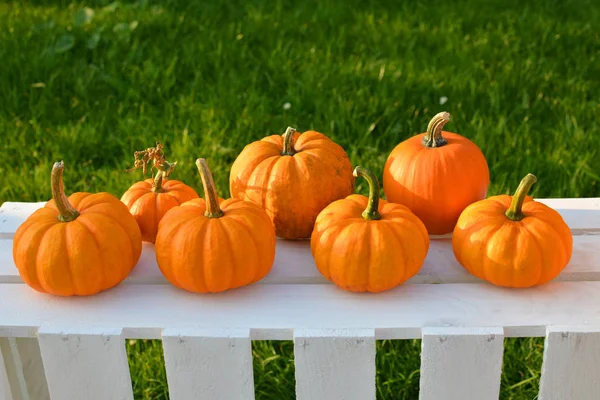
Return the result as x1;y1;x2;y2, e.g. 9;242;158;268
383;112;490;235
121;142;199;243
452;173;573;288
311;166;429;293
12;161;143;296
229;127;354;239
155;158;276;293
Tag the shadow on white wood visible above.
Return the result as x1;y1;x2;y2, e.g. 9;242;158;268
419;327;504;400
162;328;254;400
294;329;376;400
37;327;133;400
538;326;600;400
0;338;13;400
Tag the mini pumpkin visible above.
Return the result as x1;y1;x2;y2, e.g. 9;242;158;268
452;173;573;288
155;158;276;293
121;142;199;243
12;161;143;296
310;166;430;293
383;112;490;235
229;127;355;239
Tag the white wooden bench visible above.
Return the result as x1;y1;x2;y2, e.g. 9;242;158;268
1;198;600;400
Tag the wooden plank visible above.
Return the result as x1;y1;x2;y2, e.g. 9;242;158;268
0;339;14;400
0;338;26;400
0;339;49;400
538;326;600;400
294;329;375;400
37;327;133;400
162;328;254;400
419;327;504;400
3;234;600;285
3;198;600;238
3;282;600;340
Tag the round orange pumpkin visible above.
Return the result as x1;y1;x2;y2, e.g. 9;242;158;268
155;158;276;293
12;161;143;296
310;166;430;293
229;127;355;239
121;142;199;243
452;173;573;288
383;112;490;235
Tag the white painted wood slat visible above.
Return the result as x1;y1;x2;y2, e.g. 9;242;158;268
538;326;600;400
3;198;600;238
2;282;600;340
419;327;504;400
162;328;254;400
0;339;14;400
294;329;375;400
3;234;600;286
37;327;133;400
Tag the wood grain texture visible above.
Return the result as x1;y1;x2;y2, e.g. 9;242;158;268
37;327;133;400
3;282;600;340
294;329;375;400
538;326;600;400
419;327;504;400
162;328;254;400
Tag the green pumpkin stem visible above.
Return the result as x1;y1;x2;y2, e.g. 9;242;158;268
51;161;80;222
281;126;297;156
505;173;537;221
353;166;382;221
196;158;224;218
152;161;177;193
422;111;450;148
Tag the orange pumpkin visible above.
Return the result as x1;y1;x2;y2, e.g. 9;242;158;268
12;161;143;296
229;127;354;239
310;166;430;293
452;173;573;288
383;112;490;235
155;158;276;293
121;142;199;243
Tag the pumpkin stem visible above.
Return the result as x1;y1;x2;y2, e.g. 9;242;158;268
281;126;297;156
353;166;382;221
51;161;80;222
196;158;224;218
422;111;450;148
505;173;537;221
151;161;177;193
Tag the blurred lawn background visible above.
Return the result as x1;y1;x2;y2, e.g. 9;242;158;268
1;0;598;398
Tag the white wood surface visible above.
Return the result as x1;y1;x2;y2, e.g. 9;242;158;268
538;325;600;400
162;328;254;400
2;198;599;237
2;282;600;340
419;327;504;400
0;339;26;400
0;339;14;400
0;338;48;400
294;329;375;400
3;234;600;286
37;327;133;400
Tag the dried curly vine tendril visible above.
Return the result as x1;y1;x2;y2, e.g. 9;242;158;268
126;141;178;193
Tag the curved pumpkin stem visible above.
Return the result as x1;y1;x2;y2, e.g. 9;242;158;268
281;126;297;156
152;161;177;193
422;112;450;148
196;158;224;218
505;173;537;221
51;161;80;222
353;166;382;221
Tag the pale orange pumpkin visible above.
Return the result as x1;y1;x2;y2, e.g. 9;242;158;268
311;166;429;293
12;161;143;296
452;173;573;288
155;158;276;293
121;142;199;243
383;112;490;235
229;127;355;239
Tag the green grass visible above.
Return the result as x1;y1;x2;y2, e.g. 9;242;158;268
1;0;598;398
